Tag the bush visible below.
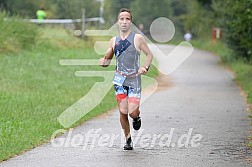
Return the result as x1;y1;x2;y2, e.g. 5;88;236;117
0;11;38;53
213;0;252;62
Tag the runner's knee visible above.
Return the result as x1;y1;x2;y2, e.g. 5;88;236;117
119;109;128;115
129;109;139;119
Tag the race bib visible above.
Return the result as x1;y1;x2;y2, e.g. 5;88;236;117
113;73;126;86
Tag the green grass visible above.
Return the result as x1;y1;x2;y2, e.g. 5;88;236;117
0;11;38;53
0;28;110;161
0;26;158;161
230;62;252;103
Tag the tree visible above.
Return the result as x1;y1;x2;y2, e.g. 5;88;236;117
52;0;99;19
0;0;100;19
196;0;212;9
170;0;189;39
130;0;171;33
103;0;132;26
176;0;213;39
0;0;39;17
213;0;252;61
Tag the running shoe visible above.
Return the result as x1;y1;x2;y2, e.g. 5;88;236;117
124;137;133;150
133;116;141;130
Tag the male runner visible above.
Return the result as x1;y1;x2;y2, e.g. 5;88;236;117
99;8;153;150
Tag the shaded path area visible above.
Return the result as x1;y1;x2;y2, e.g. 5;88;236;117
1;45;251;167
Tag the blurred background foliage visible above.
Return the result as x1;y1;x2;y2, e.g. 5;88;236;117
0;0;251;62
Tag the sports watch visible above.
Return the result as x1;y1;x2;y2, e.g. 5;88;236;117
144;65;149;71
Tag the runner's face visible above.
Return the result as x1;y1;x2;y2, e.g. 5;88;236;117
118;12;132;32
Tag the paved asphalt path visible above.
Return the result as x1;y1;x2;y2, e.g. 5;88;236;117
1;44;251;167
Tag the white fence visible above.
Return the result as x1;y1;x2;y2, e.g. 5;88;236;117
4;15;105;37
28;17;104;24
31;17;105;37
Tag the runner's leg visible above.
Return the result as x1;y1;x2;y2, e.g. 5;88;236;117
128;102;140;118
128;86;141;118
114;85;131;138
119;98;130;138
128;86;141;130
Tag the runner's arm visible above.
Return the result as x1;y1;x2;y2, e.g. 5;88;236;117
138;35;153;74
99;37;115;67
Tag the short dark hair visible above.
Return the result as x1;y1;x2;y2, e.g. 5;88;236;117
118;8;132;21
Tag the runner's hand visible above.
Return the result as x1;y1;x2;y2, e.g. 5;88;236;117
99;58;111;67
138;66;147;75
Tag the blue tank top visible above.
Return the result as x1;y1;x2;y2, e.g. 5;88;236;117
114;32;141;88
